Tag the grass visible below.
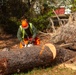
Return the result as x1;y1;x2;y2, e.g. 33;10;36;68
13;65;76;75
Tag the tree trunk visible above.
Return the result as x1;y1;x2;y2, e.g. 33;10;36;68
0;43;56;75
0;43;76;75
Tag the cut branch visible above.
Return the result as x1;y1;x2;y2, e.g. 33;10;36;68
49;18;56;33
53;9;63;26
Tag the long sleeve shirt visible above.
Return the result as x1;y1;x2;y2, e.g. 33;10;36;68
17;23;38;42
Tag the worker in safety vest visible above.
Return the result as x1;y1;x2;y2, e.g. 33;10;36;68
17;19;40;48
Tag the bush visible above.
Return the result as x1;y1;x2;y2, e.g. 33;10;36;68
31;9;53;32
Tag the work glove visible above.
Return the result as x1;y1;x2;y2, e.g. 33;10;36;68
21;41;25;46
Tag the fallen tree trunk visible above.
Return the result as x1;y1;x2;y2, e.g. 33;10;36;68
51;13;76;44
0;43;56;75
0;43;76;75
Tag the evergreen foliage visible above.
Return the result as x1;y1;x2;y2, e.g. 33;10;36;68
0;0;75;34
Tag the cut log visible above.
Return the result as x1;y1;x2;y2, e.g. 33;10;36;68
54;46;76;64
0;43;76;75
0;43;56;75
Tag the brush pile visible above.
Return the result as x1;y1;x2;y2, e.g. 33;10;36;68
51;12;76;50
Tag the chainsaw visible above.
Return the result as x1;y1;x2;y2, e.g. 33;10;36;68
23;38;34;48
24;41;34;47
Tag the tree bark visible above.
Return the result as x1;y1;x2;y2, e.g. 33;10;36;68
0;43;56;75
0;43;76;75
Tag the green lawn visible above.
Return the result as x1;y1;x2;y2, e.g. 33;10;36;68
14;65;76;75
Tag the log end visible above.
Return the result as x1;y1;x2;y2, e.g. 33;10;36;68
44;43;57;59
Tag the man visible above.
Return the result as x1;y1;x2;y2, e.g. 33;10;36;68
17;19;40;48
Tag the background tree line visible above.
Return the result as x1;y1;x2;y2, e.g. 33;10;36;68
0;0;75;35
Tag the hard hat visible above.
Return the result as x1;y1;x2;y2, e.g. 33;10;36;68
21;20;28;29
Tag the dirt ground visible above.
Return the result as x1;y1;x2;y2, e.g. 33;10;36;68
0;34;19;50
